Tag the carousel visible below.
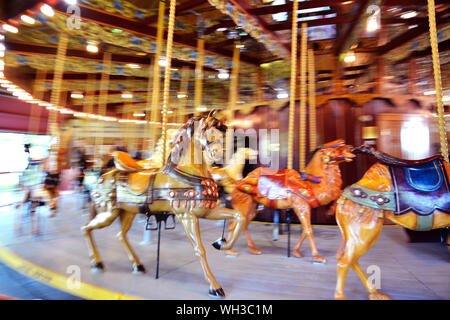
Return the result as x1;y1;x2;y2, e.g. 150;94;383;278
0;0;448;301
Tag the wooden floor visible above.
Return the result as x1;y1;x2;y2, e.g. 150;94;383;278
0;191;449;300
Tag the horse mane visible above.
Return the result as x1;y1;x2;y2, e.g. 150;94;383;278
145;128;178;167
306;147;320;166
163;116;201;173
162;114;227;173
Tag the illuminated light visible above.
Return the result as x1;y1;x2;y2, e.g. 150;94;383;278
136;52;147;56
342;1;353;4
40;4;55;17
408;24;418;29
196;106;207;112
86;41;99;53
126;63;141;69
236;44;245;49
344;51;356;63
276;92;289;99
46;106;57;110
121;92;133;99
39;102;52;107
26;100;39;104
158;58;168;67
400;11;417;19
88;114;97;118
133;112;145;117
65;0;78;4
171;68;178;71
74;112;87;117
21;15;35;25
216;27;227;32
70;92;84;99
217;70;229;79
160;110;173;114
177;93;187;98
0;79;9;84
2;24;18;33
111;28;123;33
60;109;74;114
401;119;430;159
366;16;379;32
424;90;436;95
0;44;5;51
443;96;450;102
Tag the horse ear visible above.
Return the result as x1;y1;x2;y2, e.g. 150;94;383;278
208;109;217;118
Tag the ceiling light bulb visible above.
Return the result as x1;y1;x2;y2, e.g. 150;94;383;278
86;41;99;53
21;15;35;25
71;92;84;99
276;93;288;99
121;92;133;99
400;11;417;19
158;58;168;67
2;24;18;33
40;4;55;17
216;27;227;32
366;17;379;32
64;0;78;5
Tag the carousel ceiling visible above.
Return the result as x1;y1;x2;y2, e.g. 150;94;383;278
0;0;448;119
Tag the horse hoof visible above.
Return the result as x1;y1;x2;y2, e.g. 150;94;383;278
226;250;239;257
208;288;225;299
250;248;262;255
91;262;104;273
312;256;327;264
292;251;304;258
212;238;226;250
132;265;146;274
369;293;391;300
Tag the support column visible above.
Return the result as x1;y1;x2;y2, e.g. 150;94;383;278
28;71;45;133
48;32;68;135
228;42;241;123
308;48;317;151
194;38;204;116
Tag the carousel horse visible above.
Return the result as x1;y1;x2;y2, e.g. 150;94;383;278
82;111;245;299
210;147;258;195
227;140;356;262
15;127;71;234
334;145;450;300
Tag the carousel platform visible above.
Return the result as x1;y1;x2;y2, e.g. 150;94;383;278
0;191;448;300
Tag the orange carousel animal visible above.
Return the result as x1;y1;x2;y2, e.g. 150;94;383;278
82;111;245;299
227;140;356;263
334;145;450;300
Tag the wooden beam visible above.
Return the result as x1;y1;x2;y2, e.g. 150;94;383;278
378;8;450;55
52;2;260;65
267;15;353;31
333;0;370;56
141;0;207;25
5;41;219;72
247;0;354;15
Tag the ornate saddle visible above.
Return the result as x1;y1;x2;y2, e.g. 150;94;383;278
236;167;320;208
389;159;450;216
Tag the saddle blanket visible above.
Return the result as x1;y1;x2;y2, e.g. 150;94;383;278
237;167;319;207
388;160;450;216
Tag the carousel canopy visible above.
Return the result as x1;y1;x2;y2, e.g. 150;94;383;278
0;0;448;120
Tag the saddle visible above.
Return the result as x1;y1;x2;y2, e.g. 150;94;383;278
236;167;320;207
389;159;450;216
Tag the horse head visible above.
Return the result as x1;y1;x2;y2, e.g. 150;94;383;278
311;139;356;165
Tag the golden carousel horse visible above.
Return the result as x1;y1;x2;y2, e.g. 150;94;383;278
210;147;258;195
82;111;245;299
334;145;450;300
15;127;71;234
227;140;356;262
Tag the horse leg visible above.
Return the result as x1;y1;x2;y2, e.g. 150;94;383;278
204;206;245;251
291;197;325;263
116;212;145;274
177;212;225;299
81;203;120;272
228;190;259;255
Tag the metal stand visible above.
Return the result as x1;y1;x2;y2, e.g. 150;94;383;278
273;209;280;241
286;210;291;258
156;221;162;279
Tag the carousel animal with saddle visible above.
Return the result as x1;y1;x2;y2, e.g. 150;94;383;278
334;145;450;300
227;139;356;263
15;126;71;235
83;110;245;299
